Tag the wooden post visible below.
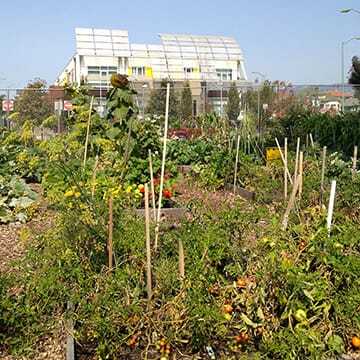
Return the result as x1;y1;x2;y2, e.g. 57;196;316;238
352;145;358;179
154;83;170;250
275;137;293;185
179;239;185;280
83;96;94;169
294;137;300;182
108;196;113;269
309;133;314;148
145;184;152;300
298;151;304;200
148;150;156;218
320;146;327;205
281;176;301;230
233;134;240;193
284;137;288;200
306;134;309;149
327;180;337;237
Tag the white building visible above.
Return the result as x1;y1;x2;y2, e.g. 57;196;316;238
56;28;249;114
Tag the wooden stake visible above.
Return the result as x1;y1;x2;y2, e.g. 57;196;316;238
145;184;152;300
306;134;309;148
233;134;240;193
284;137;288;200
281;176;301;230
179;239;185;280
275;138;293;185
352;145;358;179
294;137;300;182
320;146;327;205
298;151;304;200
148;150;156;218
108;196;113;269
327;180;337;237
309;133;314;148
83;96;94;169
154;83;170;250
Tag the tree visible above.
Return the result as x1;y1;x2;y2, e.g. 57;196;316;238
14;79;52;126
146;79;179;119
225;82;240;123
349;56;360;99
180;81;193;123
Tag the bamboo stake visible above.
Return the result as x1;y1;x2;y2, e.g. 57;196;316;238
294;137;300;182
154;83;170;250
83;96;94;169
275;138;293;185
320;146;327;205
327;180;337;237
145;184;152;300
148;150;156;218
281;176;301;230
306;134;309;148
108;196;113;269
284;137;288;200
309;133;314;148
352;145;358;179
233;134;240;193
179;239;185;280
298;151;304;200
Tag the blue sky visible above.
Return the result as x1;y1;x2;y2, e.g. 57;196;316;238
0;0;359;88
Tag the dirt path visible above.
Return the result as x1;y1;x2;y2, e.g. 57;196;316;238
0;184;66;360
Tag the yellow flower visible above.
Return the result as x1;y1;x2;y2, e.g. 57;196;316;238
64;190;74;197
126;185;132;193
74;192;81;198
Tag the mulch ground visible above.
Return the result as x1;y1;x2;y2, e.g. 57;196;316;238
0;184;66;360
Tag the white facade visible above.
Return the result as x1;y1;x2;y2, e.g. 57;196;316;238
56;28;248;88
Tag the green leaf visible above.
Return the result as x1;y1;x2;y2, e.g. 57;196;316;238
240;313;260;328
106;127;121;140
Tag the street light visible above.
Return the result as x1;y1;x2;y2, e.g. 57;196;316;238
341;37;360;111
251;72;266;134
340;8;360;15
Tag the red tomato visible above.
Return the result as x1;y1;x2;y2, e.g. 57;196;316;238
163;189;172;199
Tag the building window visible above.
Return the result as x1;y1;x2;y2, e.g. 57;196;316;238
132;67;145;76
216;69;232;81
87;66;117;75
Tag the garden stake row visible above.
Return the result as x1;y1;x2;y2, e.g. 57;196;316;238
154;82;170;250
148;150;156;218
327;180;337;237
144;184;152;300
275;137;293;185
83;96;94;169
320;146;327;205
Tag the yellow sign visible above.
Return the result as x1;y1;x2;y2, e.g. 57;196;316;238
127;67;132;76
266;147;282;161
145;67;153;78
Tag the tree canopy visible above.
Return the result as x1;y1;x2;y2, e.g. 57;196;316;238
180;81;193;123
225;82;240;123
349;56;360;99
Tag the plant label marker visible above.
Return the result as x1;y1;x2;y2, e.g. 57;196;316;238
284;137;288;200
233;134;240;193
320;146;327;205
275;138;293;185
83;96;94;169
327;180;337;236
352;145;358;179
108;196;113;269
145;184;152;300
155;82;170;250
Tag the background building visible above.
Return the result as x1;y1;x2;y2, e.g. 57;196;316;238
56;28;249;115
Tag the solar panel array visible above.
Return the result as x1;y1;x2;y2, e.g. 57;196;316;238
75;28;130;57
